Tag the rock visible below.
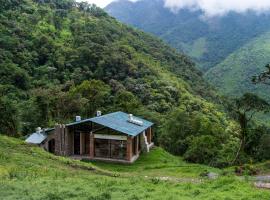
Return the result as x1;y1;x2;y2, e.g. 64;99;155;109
207;172;219;179
255;182;270;189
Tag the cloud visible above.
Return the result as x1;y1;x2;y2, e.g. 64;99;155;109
163;0;270;16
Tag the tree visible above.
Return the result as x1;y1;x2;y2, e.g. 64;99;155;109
114;90;141;114
184;135;218;165
252;64;270;85
0;97;19;136
69;80;111;117
230;93;270;163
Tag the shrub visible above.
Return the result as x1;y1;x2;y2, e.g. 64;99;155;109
184;135;218;165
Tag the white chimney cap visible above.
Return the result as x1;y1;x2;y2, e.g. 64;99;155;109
76;116;81;122
96;111;102;117
36;127;42;133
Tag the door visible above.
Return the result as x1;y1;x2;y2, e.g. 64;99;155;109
48;139;55;154
74;132;80;155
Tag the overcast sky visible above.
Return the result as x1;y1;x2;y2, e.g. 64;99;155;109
78;0;270;16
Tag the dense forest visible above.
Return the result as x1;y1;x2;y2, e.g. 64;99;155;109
106;0;270;110
206;32;270;102
1;0;270;167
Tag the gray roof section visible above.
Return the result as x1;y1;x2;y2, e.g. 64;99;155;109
25;132;47;144
89;111;153;136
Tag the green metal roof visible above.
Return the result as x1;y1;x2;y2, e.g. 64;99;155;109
26;112;153;143
89;111;153;136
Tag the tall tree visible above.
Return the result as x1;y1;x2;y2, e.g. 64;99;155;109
0;97;19;136
230;93;270;163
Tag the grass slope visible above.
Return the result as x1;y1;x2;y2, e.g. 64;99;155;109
0;135;269;199
205;31;270;102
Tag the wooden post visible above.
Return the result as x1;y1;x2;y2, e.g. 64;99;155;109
136;136;139;155
80;132;84;155
54;124;61;156
126;136;132;161
149;127;152;144
90;133;94;159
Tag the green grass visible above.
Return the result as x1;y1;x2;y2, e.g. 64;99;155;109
91;147;220;179
0;134;269;199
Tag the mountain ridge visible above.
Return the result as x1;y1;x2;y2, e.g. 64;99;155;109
105;0;270;71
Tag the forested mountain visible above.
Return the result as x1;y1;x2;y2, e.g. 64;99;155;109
106;0;270;71
206;32;270;101
0;0;243;166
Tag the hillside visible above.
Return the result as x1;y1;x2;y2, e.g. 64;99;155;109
106;0;270;71
0;0;244;168
1;135;270;199
205;32;270;102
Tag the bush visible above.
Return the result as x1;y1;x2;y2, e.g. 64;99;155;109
235;164;259;176
184;135;218;165
257;134;270;160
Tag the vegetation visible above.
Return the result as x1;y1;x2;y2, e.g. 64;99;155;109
0;0;245;167
205;32;270;102
253;64;270;85
229;93;270;164
0;0;221;131
1;135;270;199
0;0;269;168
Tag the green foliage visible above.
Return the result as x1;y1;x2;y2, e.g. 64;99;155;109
69;80;111;116
206;32;270;103
113;90;141;114
159;108;239;167
0;0;226;141
257;134;270;160
184;135;218;165
227;93;270;164
0;97;19;136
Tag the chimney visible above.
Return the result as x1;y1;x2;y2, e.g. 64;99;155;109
75;116;81;122
36;127;42;133
96;111;102;117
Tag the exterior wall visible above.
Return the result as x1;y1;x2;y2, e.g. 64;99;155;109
41;125;72;156
126;136;133;161
40;124;153;163
90;133;94;159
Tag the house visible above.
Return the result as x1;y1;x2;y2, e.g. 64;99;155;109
25;111;154;163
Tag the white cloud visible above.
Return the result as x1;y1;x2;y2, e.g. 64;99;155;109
76;0;270;16
164;0;270;16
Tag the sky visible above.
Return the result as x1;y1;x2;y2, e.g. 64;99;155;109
77;0;270;16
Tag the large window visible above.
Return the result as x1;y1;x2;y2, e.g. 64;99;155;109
94;139;126;160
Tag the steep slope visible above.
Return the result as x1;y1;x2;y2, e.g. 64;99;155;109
1;135;270;199
0;0;225;134
205;32;270;101
106;0;270;71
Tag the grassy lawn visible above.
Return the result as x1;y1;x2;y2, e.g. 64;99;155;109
90;147;220;179
0;135;269;200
